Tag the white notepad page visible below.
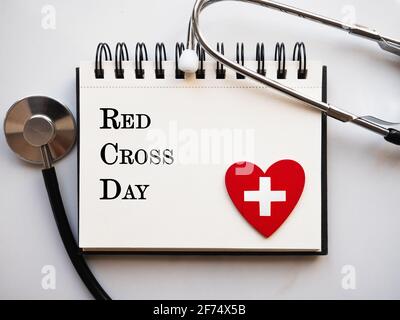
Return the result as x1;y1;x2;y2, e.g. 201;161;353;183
78;60;324;252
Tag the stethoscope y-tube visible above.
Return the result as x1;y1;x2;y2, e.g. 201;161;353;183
179;0;400;146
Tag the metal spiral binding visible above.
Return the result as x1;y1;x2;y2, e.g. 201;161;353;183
155;43;167;79
293;42;307;79
236;42;245;79
274;42;287;79
93;42;307;80
115;42;129;79
256;43;266;76
216;42;226;79
95;43;111;79
196;43;206;79
135;42;148;79
175;42;185;79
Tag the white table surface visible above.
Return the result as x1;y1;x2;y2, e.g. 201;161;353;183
0;0;399;299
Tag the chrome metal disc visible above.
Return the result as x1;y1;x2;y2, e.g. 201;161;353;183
4;96;76;164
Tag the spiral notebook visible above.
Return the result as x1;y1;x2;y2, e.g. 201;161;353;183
77;42;327;254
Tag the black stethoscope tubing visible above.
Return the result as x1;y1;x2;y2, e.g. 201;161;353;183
42;167;111;300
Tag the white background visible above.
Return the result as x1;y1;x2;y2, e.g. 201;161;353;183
0;0;399;299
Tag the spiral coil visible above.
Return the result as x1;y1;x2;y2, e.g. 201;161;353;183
115;42;129;79
196;43;206;79
256;43;266;76
175;42;185;79
93;42;308;80
216;42;226;79
274;42;287;79
236;42;245;79
155;43;167;79
135;42;148;79
293;42;307;79
95;43;112;79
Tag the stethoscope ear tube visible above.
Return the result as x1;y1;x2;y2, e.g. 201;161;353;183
42;167;111;300
188;0;400;145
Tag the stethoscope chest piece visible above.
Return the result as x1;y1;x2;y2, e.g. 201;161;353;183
4;96;76;164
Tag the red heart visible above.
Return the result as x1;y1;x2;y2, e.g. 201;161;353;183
225;160;305;238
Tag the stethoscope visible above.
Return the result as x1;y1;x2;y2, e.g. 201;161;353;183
4;97;110;300
179;0;400;145
3;0;400;300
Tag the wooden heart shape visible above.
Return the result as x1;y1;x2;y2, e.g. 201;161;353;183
225;160;305;237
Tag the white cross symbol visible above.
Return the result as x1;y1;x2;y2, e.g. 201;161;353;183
244;177;286;216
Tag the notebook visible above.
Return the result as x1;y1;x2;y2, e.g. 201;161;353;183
77;42;327;254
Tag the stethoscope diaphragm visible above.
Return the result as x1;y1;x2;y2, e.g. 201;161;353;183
3;96;76;165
